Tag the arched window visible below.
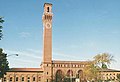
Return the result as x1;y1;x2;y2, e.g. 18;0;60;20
47;7;49;12
10;77;12;82
4;77;6;82
67;70;73;77
21;77;24;82
38;77;41;81
77;70;83;78
55;70;64;82
16;77;18;82
33;77;35;81
27;75;30;82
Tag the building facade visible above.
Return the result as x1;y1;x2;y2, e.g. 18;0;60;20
3;3;120;82
99;69;120;81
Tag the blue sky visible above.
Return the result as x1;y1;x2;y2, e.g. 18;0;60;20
0;0;120;69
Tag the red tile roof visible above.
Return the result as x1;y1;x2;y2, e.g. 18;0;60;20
52;60;92;64
8;68;43;72
100;69;120;72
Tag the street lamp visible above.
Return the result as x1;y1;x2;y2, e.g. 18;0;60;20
7;54;18;82
0;54;19;59
0;54;18;82
7;54;18;57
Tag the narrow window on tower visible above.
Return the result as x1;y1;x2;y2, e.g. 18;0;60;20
47;7;49;12
47;72;48;75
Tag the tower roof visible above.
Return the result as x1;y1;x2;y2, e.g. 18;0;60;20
44;3;52;7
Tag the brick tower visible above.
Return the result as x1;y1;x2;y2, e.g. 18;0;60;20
42;3;53;82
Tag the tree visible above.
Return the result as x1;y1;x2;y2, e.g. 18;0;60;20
117;74;120;81
0;48;9;79
93;53;114;69
84;53;114;82
83;62;100;82
0;17;4;40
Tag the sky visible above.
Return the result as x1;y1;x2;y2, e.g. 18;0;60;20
0;0;120;69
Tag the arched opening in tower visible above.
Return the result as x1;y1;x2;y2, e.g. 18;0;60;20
47;7;49;12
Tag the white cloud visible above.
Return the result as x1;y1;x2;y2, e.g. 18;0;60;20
52;51;81;61
5;49;42;68
26;49;42;54
19;32;31;38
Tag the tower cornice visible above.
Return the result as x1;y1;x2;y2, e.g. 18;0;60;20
44;3;52;7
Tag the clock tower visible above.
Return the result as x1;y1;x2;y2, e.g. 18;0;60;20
42;3;53;63
42;3;53;82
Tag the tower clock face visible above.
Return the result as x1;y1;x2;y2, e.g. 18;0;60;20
46;22;51;29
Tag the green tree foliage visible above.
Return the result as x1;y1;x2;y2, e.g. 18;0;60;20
0;48;9;78
0;17;4;40
84;53;114;81
93;53;114;69
84;63;100;81
117;74;120;81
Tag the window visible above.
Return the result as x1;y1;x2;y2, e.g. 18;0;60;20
28;77;30;81
33;77;35;81
47;7;49;12
61;64;62;67
110;77;112;80
27;76;30;82
114;77;115;79
66;64;68;67
72;64;74;67
16;77;18;81
38;77;41;81
74;65;76;67
22;77;24;81
4;77;6;82
47;72;48;75
47;79;48;82
82;65;85;67
10;77;12;81
107;77;108;80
